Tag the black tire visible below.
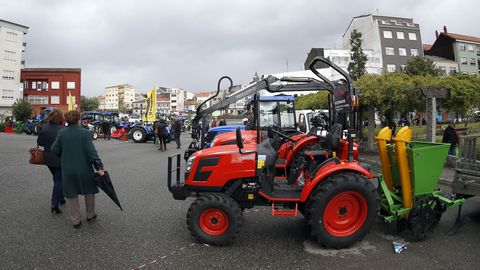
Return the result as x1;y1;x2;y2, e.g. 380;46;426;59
92;131;98;140
33;123;40;135
186;193;243;246
110;124;118;134
307;173;377;249
130;127;146;143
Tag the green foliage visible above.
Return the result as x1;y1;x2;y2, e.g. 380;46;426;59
296;92;329;110
437;74;480;117
0;122;6;132
80;96;100;112
14;121;25;134
405;56;440;76
347;29;368;81
12;99;33;121
355;72;480;126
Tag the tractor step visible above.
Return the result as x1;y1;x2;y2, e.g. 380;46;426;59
275;159;288;178
271;202;298;216
261;189;301;199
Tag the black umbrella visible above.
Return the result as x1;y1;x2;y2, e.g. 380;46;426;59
93;171;123;211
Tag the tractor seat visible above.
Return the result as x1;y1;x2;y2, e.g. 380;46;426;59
322;123;342;151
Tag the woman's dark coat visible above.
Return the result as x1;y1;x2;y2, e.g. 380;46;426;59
51;125;103;198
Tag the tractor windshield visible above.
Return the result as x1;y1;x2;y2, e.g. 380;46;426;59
259;100;295;129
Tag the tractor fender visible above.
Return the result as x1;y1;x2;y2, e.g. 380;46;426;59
283;135;320;167
300;161;373;202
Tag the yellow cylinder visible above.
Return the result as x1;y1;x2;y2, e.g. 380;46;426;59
375;127;393;191
393;126;413;210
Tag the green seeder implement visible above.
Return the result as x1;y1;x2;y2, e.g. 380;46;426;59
376;126;464;240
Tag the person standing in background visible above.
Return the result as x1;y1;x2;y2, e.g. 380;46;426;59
101;119;111;140
173;117;182;149
442;122;459;156
37;108;66;214
51;110;105;228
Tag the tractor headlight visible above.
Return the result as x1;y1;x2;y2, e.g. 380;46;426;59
186;156;195;174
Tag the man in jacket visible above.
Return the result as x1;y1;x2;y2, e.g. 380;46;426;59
173;117;182;149
442;122;459;155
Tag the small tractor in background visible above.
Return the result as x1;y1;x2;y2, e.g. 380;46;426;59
168;57;372;248
25;106;55;135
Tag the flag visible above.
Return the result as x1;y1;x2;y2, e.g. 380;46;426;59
142;86;157;123
68;91;74;111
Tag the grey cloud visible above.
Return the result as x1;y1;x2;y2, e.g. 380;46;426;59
1;0;478;96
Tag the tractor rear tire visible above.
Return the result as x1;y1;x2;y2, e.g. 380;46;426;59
307;173;377;249
187;193;243;246
33;123;40;135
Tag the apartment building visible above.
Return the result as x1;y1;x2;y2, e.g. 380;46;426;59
158;87;186;112
21;68;81;115
304;48;383;74
0;19;28;115
425;26;480;75
104;84;136;111
343;14;423;73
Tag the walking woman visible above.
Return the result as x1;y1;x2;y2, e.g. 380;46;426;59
37;108;65;214
51;110;105;228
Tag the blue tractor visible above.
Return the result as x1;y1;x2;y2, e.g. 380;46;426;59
25;107;55;135
128;122;155;143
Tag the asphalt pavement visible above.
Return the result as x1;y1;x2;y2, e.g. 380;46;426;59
0;132;479;270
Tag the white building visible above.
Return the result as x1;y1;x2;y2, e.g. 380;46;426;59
157;87;186;113
0;19;28;116
342;14;424;73
104;84;136;111
322;48;383;74
424;55;459;75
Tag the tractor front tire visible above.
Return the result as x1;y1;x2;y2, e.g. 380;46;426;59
130;127;146;143
187;193;243;246
307;173;377;249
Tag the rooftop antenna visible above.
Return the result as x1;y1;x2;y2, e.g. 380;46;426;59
376;8;379;15
286;58;289;72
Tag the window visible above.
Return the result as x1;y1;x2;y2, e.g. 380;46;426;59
6;31;18;42
400;65;406;71
390;20;397;25
399;48;407;56
449;67;457;74
385;47;395;55
396;32;405;39
67;82;75;89
4;50;15;61
27;95;48;105
470;58;476;65
1;89;14;99
467;44;474;51
32;81;37;90
51;96;60;104
51;81;60;89
387;64;396;72
408;33;417;40
459;44;466;51
383;31;393;39
410;49;419;56
461;57;467;64
2;70;15;80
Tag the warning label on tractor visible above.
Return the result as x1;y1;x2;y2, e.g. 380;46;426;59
257;155;266;169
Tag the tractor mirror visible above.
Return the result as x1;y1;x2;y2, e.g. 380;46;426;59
236;127;244;151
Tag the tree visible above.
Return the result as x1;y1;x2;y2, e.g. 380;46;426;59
295;92;329;110
12;99;33;121
405;56;440;76
347;29;368;81
80;96;99;112
438;74;480;122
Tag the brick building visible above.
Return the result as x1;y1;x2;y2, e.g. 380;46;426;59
21;68;81;115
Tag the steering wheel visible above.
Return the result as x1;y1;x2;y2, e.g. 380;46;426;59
270;128;295;142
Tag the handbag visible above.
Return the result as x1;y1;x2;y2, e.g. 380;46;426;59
29;146;44;165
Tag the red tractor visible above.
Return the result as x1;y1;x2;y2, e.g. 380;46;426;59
168;57;375;248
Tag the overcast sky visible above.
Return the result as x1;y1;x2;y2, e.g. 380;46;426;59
1;0;478;96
